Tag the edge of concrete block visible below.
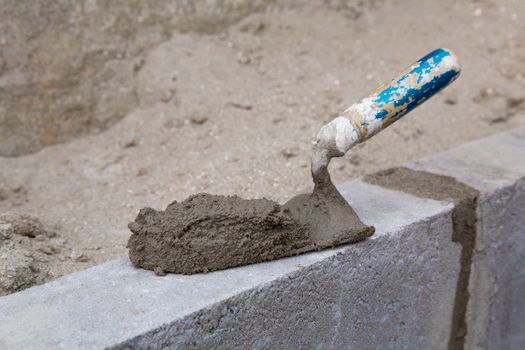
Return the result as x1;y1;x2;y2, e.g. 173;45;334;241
408;126;525;349
407;125;525;349
117;207;459;350
408;124;525;194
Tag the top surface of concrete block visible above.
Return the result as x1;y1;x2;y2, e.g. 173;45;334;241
409;125;525;193
0;180;450;350
338;180;451;235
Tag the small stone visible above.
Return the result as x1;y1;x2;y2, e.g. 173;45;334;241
506;96;524;110
239;20;265;34
236;51;251;65
154;267;166;276
39;246;54;255
160;89;175;103
12;185;24;193
137;168;149;177
228;102;253;110
133;57;145;72
70;251;89;262
49;244;62;254
473;87;494;103
123;138;139;148
444;95;457;105
281;147;299;159
190;114;208;125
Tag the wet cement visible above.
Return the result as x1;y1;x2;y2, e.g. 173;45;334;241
128;169;374;275
364;167;479;350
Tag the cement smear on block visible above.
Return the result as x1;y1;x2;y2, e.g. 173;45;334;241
364;167;479;350
128;171;373;275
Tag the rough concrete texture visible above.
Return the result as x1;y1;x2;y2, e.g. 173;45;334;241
408;125;525;349
0;181;457;349
468;179;525;350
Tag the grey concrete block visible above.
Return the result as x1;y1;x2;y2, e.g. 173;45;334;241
407;125;525;350
465;179;525;350
121;212;458;350
409;125;525;194
0;181;458;350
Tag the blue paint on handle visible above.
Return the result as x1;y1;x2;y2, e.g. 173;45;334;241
347;48;461;141
373;48;460;122
374;49;460;123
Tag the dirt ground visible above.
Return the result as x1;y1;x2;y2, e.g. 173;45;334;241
1;0;524;294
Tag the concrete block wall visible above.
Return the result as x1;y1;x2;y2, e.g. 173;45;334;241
0;126;524;349
409;126;525;350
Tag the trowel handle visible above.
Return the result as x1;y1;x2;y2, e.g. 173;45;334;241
315;48;461;156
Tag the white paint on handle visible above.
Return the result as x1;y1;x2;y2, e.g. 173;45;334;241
315;116;360;156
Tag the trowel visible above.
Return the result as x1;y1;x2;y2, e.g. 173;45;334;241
128;48;461;275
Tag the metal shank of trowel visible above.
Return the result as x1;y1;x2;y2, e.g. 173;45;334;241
312;48;461;177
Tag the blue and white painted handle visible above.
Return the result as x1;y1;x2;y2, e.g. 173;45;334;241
315;48;461;161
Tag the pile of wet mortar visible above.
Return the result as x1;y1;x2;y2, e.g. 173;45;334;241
128;175;374;275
